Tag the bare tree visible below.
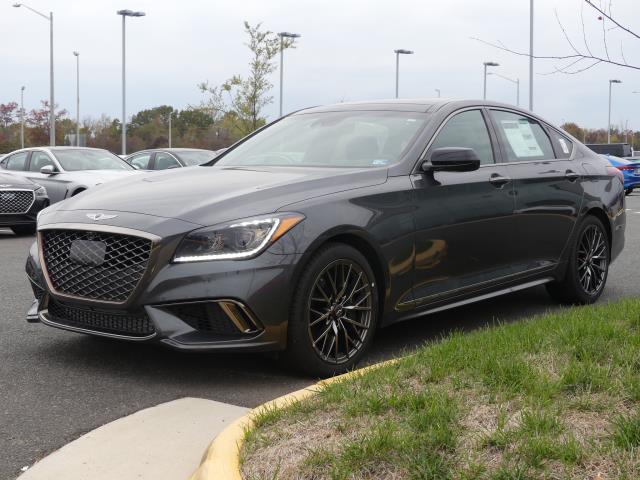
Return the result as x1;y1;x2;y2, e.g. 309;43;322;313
473;0;639;74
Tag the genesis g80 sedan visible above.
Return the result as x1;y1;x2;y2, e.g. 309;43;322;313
0;172;49;235
25;100;626;376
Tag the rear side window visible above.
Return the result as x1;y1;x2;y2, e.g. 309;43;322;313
490;110;555;162
154;152;180;170
429;110;495;165
6;152;28;171
549;130;574;159
129;153;151;170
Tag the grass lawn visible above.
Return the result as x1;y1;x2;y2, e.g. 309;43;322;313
241;299;640;479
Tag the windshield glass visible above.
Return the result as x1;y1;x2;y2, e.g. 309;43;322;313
214;111;429;168
177;150;217;166
53;149;133;171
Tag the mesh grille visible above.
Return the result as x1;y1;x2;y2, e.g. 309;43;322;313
0;190;34;214
164;302;242;335
47;299;154;337
41;229;152;302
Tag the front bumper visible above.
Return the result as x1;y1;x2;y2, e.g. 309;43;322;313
25;219;301;352
0;197;49;227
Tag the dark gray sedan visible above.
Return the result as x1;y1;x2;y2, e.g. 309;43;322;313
26;99;625;376
124;148;220;170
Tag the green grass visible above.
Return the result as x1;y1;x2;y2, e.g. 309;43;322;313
241;299;640;479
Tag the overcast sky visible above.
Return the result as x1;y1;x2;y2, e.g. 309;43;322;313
1;0;638;130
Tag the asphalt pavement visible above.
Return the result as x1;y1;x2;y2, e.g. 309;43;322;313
2;195;639;479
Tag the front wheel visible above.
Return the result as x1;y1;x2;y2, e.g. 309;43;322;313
546;216;609;304
285;243;379;377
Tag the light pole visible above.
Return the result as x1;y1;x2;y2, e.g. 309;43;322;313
117;9;145;156
73;51;80;146
394;49;414;98
168;111;172;148
529;0;534;111
483;62;499;100
435;89;441;98
608;79;622;144
20;86;25;149
488;72;520;106
13;3;54;146
278;32;301;118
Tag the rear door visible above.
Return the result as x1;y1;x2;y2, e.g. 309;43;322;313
411;108;517;307
488;109;583;271
2;151;31;179
26;151;69;203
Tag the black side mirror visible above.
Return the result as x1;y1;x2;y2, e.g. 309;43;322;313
421;147;481;173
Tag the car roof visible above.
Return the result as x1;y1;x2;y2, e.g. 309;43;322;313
126;148;215;156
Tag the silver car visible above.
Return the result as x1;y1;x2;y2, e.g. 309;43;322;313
0;147;138;204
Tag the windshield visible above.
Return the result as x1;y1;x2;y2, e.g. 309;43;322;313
53;149;133;171
214;111;429;168
176;150;217;166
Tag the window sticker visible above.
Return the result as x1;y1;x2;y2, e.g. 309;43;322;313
501;119;543;158
558;137;570;155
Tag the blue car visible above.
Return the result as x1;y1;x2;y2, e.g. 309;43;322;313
602;154;640;195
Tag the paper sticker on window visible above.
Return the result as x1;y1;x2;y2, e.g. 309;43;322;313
501;119;543;158
558;137;570;154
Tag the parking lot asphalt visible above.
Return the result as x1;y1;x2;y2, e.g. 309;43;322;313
2;195;640;479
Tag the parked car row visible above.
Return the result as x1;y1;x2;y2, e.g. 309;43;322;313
20;99;627;376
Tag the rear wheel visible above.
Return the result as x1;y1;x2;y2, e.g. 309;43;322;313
285;243;379;377
546;215;609;304
625;188;634;196
11;224;36;236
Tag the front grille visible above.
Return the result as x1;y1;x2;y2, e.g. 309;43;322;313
164;302;244;335
47;299;154;337
41;229;152;302
0;190;34;214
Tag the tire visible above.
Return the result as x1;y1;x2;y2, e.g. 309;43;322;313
284;243;379;377
546;215;610;304
625;188;634;196
11;224;36;236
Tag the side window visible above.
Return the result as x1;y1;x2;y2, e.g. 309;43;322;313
549;129;574;159
429;110;495;165
490;110;555;162
129;153;151;170
30;152;55;172
154;152;180;170
6;152;29;171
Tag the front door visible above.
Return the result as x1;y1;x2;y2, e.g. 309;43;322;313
411;108;516;307
26;151;70;203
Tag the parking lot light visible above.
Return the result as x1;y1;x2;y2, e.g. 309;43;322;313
73;51;80;146
117;9;146;156
608;79;622;144
13;3;55;146
20;86;25;149
394;49;414;99
483;62;499;100
278;32;301;118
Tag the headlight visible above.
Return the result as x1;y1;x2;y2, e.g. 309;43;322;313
173;213;305;262
34;185;47;197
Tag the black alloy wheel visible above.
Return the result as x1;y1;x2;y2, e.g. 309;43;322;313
286;243;378;376
546;216;610;304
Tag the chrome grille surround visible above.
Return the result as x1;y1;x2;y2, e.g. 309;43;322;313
38;224;160;305
0;189;35;214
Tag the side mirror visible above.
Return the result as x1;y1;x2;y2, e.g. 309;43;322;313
421;147;481;173
40;165;57;175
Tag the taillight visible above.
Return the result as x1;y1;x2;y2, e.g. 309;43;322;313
616;165;634;171
606;165;624;182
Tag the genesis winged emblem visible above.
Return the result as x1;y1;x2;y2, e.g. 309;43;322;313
86;213;118;221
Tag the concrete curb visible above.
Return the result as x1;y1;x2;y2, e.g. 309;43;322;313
188;359;399;480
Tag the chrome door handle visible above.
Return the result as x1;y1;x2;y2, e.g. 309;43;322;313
565;170;580;181
489;174;511;187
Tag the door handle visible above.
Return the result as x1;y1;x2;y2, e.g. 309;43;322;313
489;173;511;188
565;170;580;182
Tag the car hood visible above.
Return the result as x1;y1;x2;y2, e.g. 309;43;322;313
47;165;388;226
0;172;36;188
61;169;140;185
